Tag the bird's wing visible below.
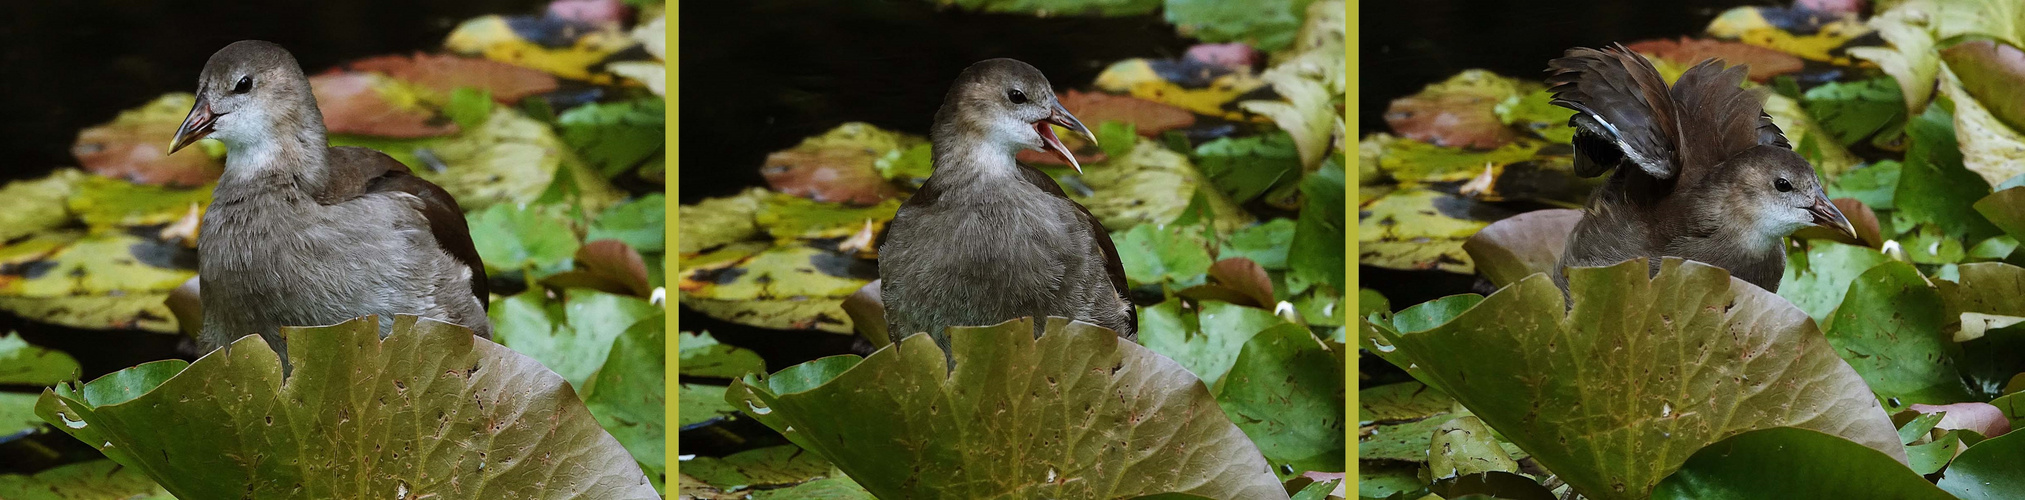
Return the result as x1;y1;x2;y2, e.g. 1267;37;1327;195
1546;44;1681;180
1013;165;1136;333
323;146;490;309
1669;59;1775;186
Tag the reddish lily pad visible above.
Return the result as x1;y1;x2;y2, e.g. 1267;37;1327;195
310;72;459;138
340;52;562;103
1059;90;1198;137
1626;37;1804;82
70;94;224;187
1383;70;1528;150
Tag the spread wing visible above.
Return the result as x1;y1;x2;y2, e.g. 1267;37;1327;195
1668;59;1778;186
323;146;490;310
1545;44;1682;180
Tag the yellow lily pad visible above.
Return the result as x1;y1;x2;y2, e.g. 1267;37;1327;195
0;169;84;241
1358;188;1504;274
66;174;213;230
1705;6;1873;65
1093;59;1269;121
678;244;871;334
444;15;638;84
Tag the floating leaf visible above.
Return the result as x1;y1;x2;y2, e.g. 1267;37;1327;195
1823;261;1974;410
1495;88;1577;143
589;193;667;253
1219;218;1297;270
1827;160;1901;210
1115;223;1214;288
1848;4;1941;117
1359;188;1502;275
1138;299;1288;387
69;94;223;187
1627;37;1804;81
1703;6;1873;64
1382;70;1528;150
1091;58;1268;121
0;332;80;385
725;317;1289;499
1364;259;1906;499
1359;381;1453;424
1290;158;1346;291
1426;416;1519;480
0;231;192;333
677;244;871;334
1214;322;1345;479
559;97;666;179
444;15;639;84
1072;137;1254;233
678;331;765;379
1763;93;1861;179
1942;39;2025;135
1937;429;2025;499
678;188;766;254
1778;241;1892;322
0;459;173;500
0;170;82;242
467;202;580;277
759;123;908;205
340;52;561;103
489;289;658;390
582;313;667;481
1651;428;1951;500
1941;64;2025;188
1060;90;1198;137
333;106;622;212
310;72;459;138
66;173;212;230
1897;105;2002;242
36;316;656;499
1163;0;1316;52
1909;402;2013;438
1803;78;1908;146
683;445;836;491
678;383;736;429
1193;132;1301;204
1364;133;1544;185
1461;208;1582;288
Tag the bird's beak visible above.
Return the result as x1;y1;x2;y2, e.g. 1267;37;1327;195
1808;195;1858;240
1036;100;1096;173
169;96;217;154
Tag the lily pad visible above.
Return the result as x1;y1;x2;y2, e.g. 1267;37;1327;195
1426;416;1518;480
332;106;622;213
1163;0;1317;52
311;72;460;138
1138;299;1290;387
340;52;562;103
1827;160;1901;210
1213;322;1345;478
1778;241;1892;322
489;289;658;390
582;313;667;481
1363;259;1906;499
1937;429;2025;499
0;459;174;500
679;383;737;429
1650;428;1951;500
0;231;193;333
1359;188;1502;275
0;332;81;385
1897;104;2002;242
1978;187;2025;242
1116;223;1215;288
588;193;666;253
1073;138;1253;234
467;202;581;278
0;170;82;242
1194;132;1302;205
36;315;656;499
1823;261;1974;409
1359;381;1454;424
726;317;1290;499
678;188;767;254
444;14;639;84
1626;37;1803;82
1704;6;1874;64
69;94;223;187
677;244;870;334
1461;208;1582;288
1290;158;1346;291
683;445;836;491
1060;90;1198;137
558;97;666;179
679;331;765;379
1219;218;1297;270
1942;65;2025;189
1942;39;2025;136
1803;77;1907;146
1382;70;1529;150
66;174;213;230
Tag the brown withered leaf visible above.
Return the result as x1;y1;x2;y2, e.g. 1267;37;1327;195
1059;90;1198;137
761;148;903;205
542;239;652;297
309;73;459;138
1626;37;1804;82
339;52;563;103
70;94;224;187
1384;70;1525;150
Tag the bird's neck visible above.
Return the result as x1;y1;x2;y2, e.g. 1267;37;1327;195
217;120;329;199
928;125;1024;187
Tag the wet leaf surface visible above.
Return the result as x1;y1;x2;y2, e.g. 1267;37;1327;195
0;459;173;500
69;94;223;187
1651;428;1950;500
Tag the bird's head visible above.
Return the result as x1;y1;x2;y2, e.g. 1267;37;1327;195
170;40;318;154
936;58;1098;172
1719;145;1856;243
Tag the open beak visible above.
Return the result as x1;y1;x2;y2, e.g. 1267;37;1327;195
169;96;217;154
1808;195;1858;240
1036;100;1097;173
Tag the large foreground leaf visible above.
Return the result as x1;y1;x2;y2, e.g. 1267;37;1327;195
1363;259;1905;500
35;315;655;500
725;317;1288;499
1650;428;1950;500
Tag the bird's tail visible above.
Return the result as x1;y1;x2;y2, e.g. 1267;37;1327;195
1545;44;1683;180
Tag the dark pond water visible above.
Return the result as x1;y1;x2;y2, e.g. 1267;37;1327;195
0;0;547;474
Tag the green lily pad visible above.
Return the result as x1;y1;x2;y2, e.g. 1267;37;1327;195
1904;223;1968;264
1828;160;1901;211
1908;429;1967;475
0;392;41;439
1139;299;1292;387
677;244;870;334
1359;412;1527;463
1426;416;1518;480
1358;461;1428;499
468;202;580;277
589;193;666;254
747;474;876;499
1073;138;1253;235
558;97;665;178
1359;188;1499;275
1214;322;1345;479
678;188;767;254
0;231;192;333
683;445;836;491
1383;70;1532;150
0;170;83;242
1116;223;1215;288
1163;0;1317;52
1650;428;1951;500
583;313;667;482
0;459;174;500
1938;429;2025;499
1823;261;1974;410
679;331;765;379
1194;132;1302;205
678;383;736;428
925;0;1159;16
36;315;655;499
1219;218;1297;270
1803;77;1907;146
1496;88;1577;143
1978;187;2025;242
66;174;211;230
1291;158;1346;291
1365;134;1544;185
490;289;658;390
0;332;81;385
1778;241;1893;322
1897;105;2002;242
726;317;1290;499
1363;259;1906;499
1360;381;1455;424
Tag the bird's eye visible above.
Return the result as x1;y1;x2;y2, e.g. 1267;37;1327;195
233;76;253;94
1007;89;1027;104
1774;178;1793;192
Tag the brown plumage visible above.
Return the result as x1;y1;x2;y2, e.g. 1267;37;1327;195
879;58;1135;355
172;40;491;363
1546;44;1855;292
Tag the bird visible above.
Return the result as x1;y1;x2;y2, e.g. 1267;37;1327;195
877;58;1136;355
168;40;491;362
1545;44;1856;293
